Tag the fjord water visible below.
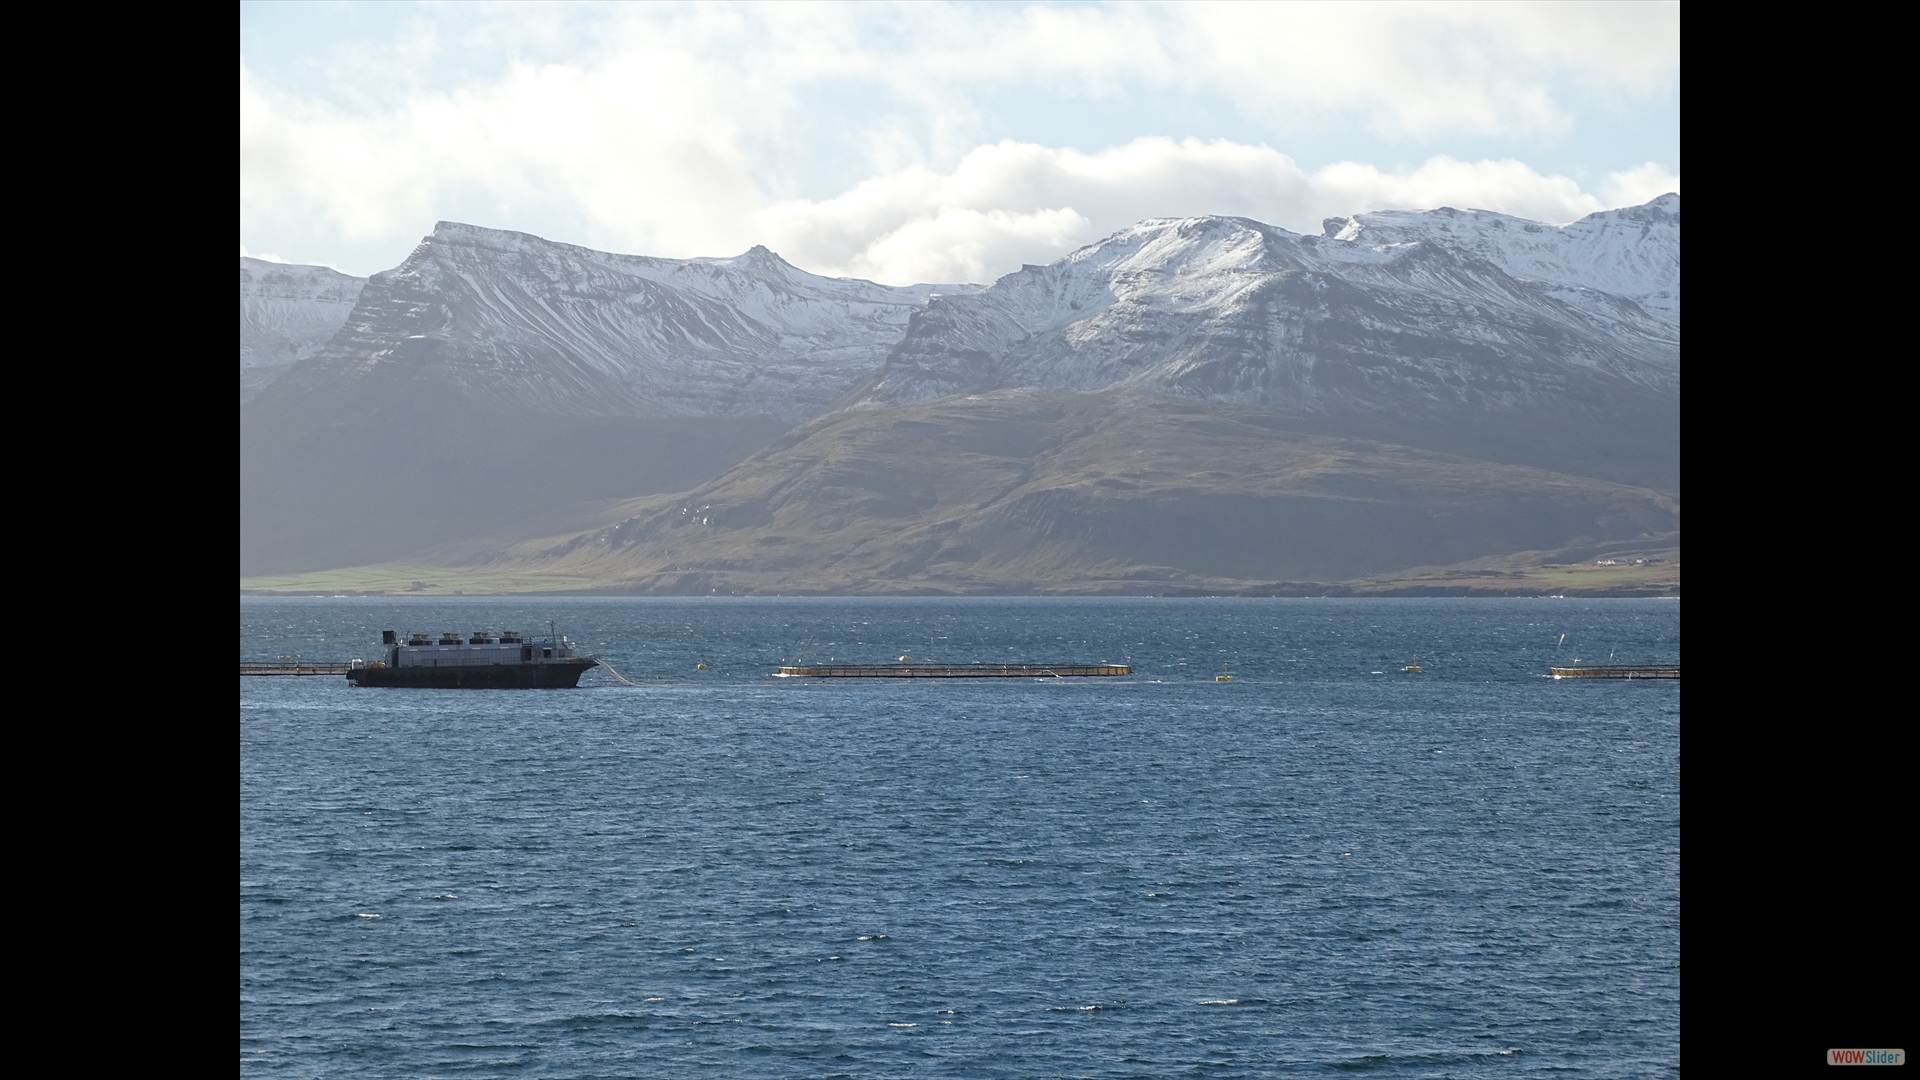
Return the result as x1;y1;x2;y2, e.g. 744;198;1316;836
240;597;1679;1077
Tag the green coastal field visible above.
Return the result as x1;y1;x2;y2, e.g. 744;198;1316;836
240;546;1678;598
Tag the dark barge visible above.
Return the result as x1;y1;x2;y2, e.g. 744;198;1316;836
775;663;1131;678
346;629;598;688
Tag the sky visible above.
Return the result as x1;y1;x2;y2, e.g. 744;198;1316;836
240;1;1679;285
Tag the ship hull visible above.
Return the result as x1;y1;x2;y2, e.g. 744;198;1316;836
347;659;597;688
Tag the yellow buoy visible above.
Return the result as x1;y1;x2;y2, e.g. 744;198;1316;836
1403;657;1422;673
1216;663;1233;682
696;663;707;670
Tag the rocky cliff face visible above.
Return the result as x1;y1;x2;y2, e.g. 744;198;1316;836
859;199;1677;486
874;199;1678;402
238;257;365;402
261;222;969;421
1324;193;1680;320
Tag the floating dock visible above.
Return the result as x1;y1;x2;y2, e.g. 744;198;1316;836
776;663;1131;678
240;663;351;676
1550;666;1679;680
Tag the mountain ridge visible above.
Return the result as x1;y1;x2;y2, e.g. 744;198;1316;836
865;200;1678;411
239;257;366;401
258;221;974;422
241;199;1678;586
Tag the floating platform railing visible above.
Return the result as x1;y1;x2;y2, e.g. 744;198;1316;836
1549;666;1679;680
240;663;352;676
776;663;1131;678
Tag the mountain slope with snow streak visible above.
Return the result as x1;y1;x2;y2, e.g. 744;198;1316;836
868;195;1679;411
859;196;1678;490
242;224;973;574
1326;193;1679;320
239;257;366;401
263;222;970;422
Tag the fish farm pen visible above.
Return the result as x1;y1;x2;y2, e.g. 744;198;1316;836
1549;666;1680;679
775;663;1132;678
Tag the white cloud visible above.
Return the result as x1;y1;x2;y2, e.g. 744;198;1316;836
1600;162;1682;208
759;138;1666;284
241;49;770;258
241;2;1678;280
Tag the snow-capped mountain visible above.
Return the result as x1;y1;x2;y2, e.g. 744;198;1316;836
243;223;974;574
866;195;1680;414
243;203;1679;579
239;257;365;401
266;222;970;421
1324;193;1679;320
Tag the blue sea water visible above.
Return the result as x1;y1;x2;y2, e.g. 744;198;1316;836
240;597;1680;1077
